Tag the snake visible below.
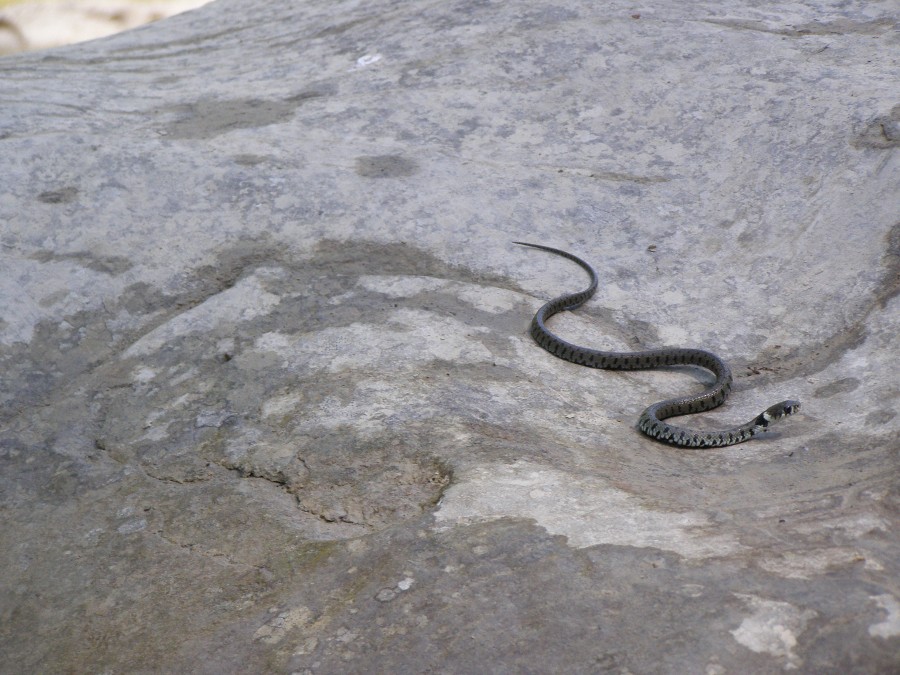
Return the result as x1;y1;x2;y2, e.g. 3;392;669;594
516;242;800;448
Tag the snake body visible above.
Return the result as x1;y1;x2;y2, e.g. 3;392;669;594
516;242;799;448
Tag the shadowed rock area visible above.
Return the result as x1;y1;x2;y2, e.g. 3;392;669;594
1;0;898;672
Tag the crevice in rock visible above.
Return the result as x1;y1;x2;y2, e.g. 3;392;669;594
151;528;268;572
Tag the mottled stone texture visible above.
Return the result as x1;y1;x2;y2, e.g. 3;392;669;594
1;0;898;672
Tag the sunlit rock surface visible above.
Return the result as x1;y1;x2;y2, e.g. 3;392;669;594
1;0;898;671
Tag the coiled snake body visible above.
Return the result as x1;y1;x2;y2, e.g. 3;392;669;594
516;242;799;448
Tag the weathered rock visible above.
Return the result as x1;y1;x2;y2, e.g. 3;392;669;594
1;0;898;672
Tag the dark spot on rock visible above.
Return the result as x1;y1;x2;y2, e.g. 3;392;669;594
30;249;133;275
160;91;326;140
313;17;372;39
355;155;418;178
152;74;181;86
286;89;332;104
794;17;896;37
813;377;860;398
879;221;900;306
233;154;269;166
865;409;895;426
37;187;78;204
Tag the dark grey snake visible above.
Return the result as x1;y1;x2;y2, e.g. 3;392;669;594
516;242;800;448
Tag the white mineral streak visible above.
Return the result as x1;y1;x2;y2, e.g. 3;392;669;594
124;270;282;358
434;460;743;559
868;594;900;639
730;594;817;670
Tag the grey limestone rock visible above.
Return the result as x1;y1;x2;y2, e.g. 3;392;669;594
1;0;898;672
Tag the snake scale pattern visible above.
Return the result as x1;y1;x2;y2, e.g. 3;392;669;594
516;242;800;448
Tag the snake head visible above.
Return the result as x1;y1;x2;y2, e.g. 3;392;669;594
764;400;801;422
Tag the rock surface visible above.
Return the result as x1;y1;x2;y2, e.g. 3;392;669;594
1;0;898;672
